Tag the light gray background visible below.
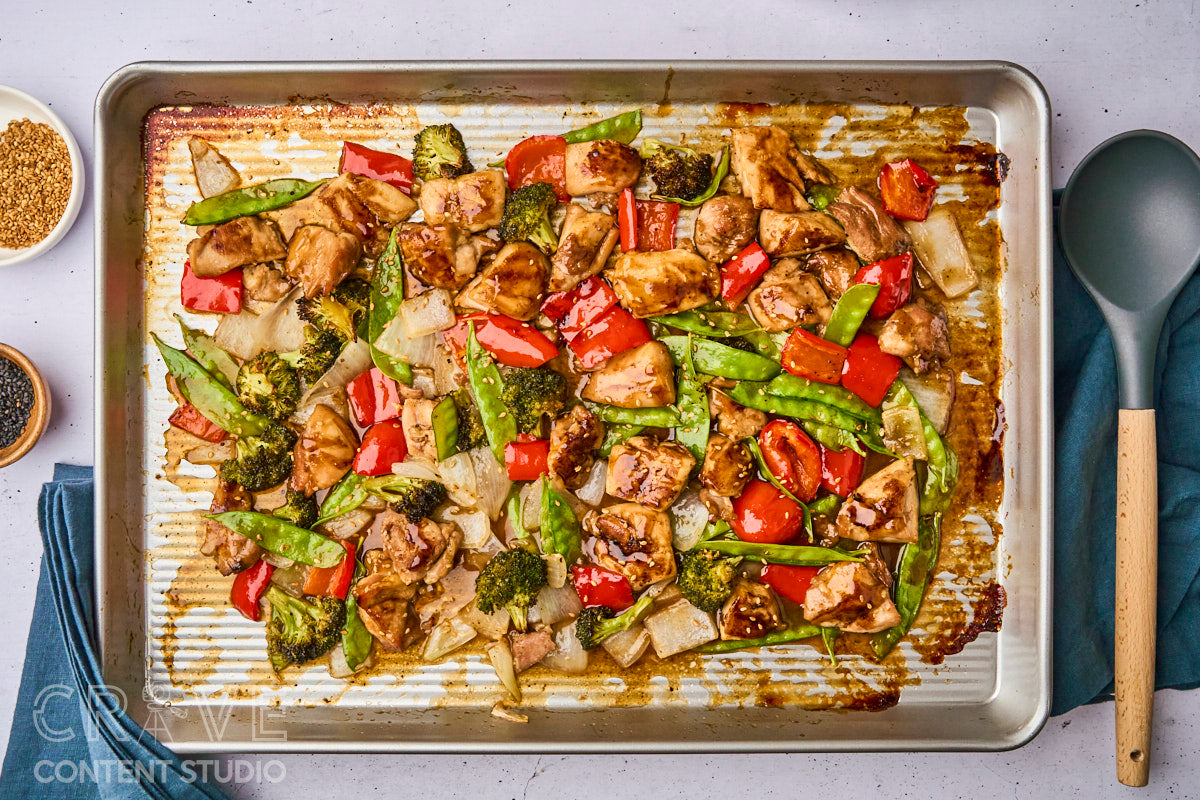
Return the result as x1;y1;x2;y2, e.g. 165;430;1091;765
2;1;1198;797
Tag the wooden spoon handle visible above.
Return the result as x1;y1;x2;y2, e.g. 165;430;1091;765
1115;408;1157;787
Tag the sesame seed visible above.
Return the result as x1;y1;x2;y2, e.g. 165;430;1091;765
0;119;72;249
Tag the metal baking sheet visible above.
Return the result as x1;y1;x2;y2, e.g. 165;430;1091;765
94;61;1052;753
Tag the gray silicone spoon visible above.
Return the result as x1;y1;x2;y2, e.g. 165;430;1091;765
1059;130;1200;787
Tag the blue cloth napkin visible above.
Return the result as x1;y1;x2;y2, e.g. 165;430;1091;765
0;464;228;799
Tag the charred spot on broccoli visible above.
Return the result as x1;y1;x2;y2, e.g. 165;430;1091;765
360;474;448;523
296;291;361;343
235;351;301;420
574;593;655;650
474;547;548;631
332;278;371;340
643;139;714;202
272;489;318;529
218;423;297;492
500;367;566;434
676;549;737;613
413;123;473;181
263;585;346;672
451;388;489;452
281;326;345;385
497;182;559;254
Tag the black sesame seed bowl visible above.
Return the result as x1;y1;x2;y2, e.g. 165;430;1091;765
0;342;49;467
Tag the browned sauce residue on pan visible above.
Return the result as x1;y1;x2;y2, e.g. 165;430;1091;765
914;583;1008;665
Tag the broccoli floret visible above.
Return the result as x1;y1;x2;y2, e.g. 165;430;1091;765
280;326;345;385
219;423;297;492
575;593;655;650
332;278;371;340
474;548;548;631
413;123;473;181
451;388;489;452
272;489;318;529
497;182;559;254
263;585;346;671
296;294;360;343
361;474;448;523
644;140;714;201
500;367;566;434
236;352;301;420
676;549;738;613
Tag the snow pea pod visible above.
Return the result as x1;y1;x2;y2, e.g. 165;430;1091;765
870;513;943;660
884;382;958;513
726;382;872;435
152;333;270;438
562;109;642;145
650;308;760;338
466;322;518;462
808;493;842;517
182;178;327;226
674;338;709;463
368;227;413;385
341;557;373;672
584;402;681;428
764;374;882;423
206;511;347;568
696;623;823;653
316;471;367;524
801;420;867;457
540;478;582;561
653;144;731;207
740;329;789;361
823;283;880;347
599;423;645;458
660;336;781;381
175;315;238;390
696;539;864;565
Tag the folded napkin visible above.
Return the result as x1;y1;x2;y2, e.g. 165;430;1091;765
0;465;228;799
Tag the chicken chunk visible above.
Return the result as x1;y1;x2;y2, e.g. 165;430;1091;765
729;126;810;212
187;216;287;277
354;549;419;651
379;510;463;585
510;629;556;673
606;435;695;510
699;487;735;524
802;561;901;634
792;151;836;186
290;404;359;495
548;204;619;292
699;434;753;498
418;170;507;233
719;580;786;640
758;209;847;258
708;388;767;440
826;187;911;264
400;397;442;462
833;458;919;544
564;139;641;196
585;503;676;590
455;242;549;321
283;224;362;298
857;542;893;588
694;195;760;264
241;262;292;302
606;248;719;318
878;302;951;374
272;173;416;257
580;341;676;408
804;248;861;301
547;405;605;490
746;259;833;332
397;223;480;290
199;479;260;575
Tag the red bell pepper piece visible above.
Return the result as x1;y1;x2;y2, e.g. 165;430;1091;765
505;135;569;201
231;559;274;622
441;313;559;368
180;260;241;314
731;479;807;545
571;565;634;611
760;564;822;605
339;142;414;194
504;437;550;481
720;242;771;307
303;540;357;600
819;444;866;497
758;420;822;502
781;328;848;384
346;367;404;427
168;403;226;443
617;188;678;252
879;158;938;221
840;334;902;408
567;305;651;369
541;276;621;342
353;420;408;476
854;253;913;318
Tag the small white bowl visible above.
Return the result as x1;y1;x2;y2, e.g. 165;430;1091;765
0;84;85;268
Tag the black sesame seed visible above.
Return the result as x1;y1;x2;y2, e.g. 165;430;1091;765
0;357;34;449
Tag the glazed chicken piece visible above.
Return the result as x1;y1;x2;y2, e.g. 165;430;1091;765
510;629;556;673
698;434;753;498
792;150;836;186
272;172;416;257
802;561;901;634
693;195;760;264
199;479;260;575
397;223;481;290
834;458;919;544
241;262;292;302
548;204;619;292
746;258;833;332
729;126;810;212
804;248;861;301
187;216;287;277
606;435;696;510
379;509;463;585
455;241;549;321
283;224;362;298
699;488;735;524
878;302;952;374
400;397;442;462
758;209;847;258
418;170;507;233
826;187;911;264
585;502;677;590
857;542;893;588
564;139;641;196
354;549;419;651
719;580;786;640
580;341;676;408
290;404;359;494
708;388;767;440
547;405;605;490
606;249;719;318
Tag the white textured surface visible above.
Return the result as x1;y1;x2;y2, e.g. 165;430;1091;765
0;0;1197;797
